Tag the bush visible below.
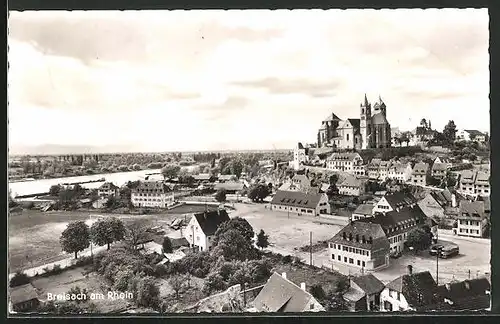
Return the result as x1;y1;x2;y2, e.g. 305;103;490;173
203;272;227;295
153;264;169;278
282;255;293;264
135;276;161;309
113;269;135;292
9;271;30;287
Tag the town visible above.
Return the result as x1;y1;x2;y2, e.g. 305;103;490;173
9;96;491;313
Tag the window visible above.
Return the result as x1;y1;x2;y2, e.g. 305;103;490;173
357;260;361;266
344;257;347;263
331;254;335;260
349;258;354;264
338;255;341;261
362;261;366;267
310;304;315;310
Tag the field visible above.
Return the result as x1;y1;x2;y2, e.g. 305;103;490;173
31;266;132;313
8;209;184;273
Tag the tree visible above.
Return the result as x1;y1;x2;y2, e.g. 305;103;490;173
105;195;118;209
125;219;149;250
162;236;173;254
60;221;90;259
10;271;30;287
230;160;244;179
49;184;62;196
203;272;226;294
442;120;457;145
169;274;185;299
67;286;89;304
213;217;255;245
161;164;181;180
135;276;161;309
247;184;270;202
212;229;257;261
215;189;227;203
420;118;428;129
90;217;126;250
406;227;433;252
256;229;269;250
310;284;326;301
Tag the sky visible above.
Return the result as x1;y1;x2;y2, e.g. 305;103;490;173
8;9;490;153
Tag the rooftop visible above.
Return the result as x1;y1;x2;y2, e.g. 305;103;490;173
270;190;325;210
353;203;374;216
330;221;390;252
10;284;39;305
351;273;385;295
193;209;230;236
386;271;439;309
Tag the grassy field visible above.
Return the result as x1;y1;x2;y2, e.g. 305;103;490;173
8;209;185;272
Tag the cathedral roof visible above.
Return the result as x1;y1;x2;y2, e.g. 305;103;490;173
323;113;341;122
347;118;360;129
372;112;388;125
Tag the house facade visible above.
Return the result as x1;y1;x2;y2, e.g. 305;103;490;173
431;163;448;179
417;192;446;219
329;221;390;271
372;192;417;215
184;209;230;252
387;162;413;183
131;181;175;208
380;267;439;312
456;129;487;142
326;152;365;175
293;142;310;170
98;182;120;197
270;190;331;216
458;170;490;198
338;176;365;196
343;274;385;311
456;201;488;238
10;284;40;312
411;163;430;186
352;203;374;221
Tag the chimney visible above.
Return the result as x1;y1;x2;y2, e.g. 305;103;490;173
282;272;287;280
451;194;457;208
445;283;451;291
300;282;306;291
407;265;413;275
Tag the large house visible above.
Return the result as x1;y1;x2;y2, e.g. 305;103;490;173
328;221;390;271
456;200;488;238
387;162;413;183
98;182;120;198
252;272;325;312
326;152;365;176
372;192;417;215
270;190;330;216
458;170;490;198
130;181;175;208
417;189;459;219
317;95;392;149
436;278;491;311
363;201;429;256
338;176;365;197
380;267;440;312
411;163;430;186
10;283;40;312
184;209;230;252
456;129;487;142
343;274;385;311
431;163;448;179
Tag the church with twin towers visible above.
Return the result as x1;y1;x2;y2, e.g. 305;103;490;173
317;94;392;150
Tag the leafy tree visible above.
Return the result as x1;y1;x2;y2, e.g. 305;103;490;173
213;217;255;246
442;120;457;145
162;236;173;254
406;227;433;252
247;184;270;202
49;184;62;196
420;118;428;129
113;268;135;291
105;195;118;209
215;189;227;203
125;219;149;250
324;292;350;312
230;160;244;179
90;217;126;250
169;274;185;299
135;276;160;309
9;271;30;287
256;229;269;250
161;164;181;180
310;284;326;301
60;221;90;259
203;272;226;294
67;286;89;304
212;229;256;261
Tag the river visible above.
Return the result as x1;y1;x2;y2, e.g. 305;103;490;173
9;165;199;197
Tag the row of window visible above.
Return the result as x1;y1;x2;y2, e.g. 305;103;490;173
332;254;366;267
274;205;314;213
388;234;404;244
331;243;371;257
459;228;480;234
459;219;481;226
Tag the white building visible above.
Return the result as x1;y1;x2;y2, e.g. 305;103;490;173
326;152;365;175
380;267;438;312
293;142;310;170
456;129;487;142
458;170;490;198
131;181;175;208
338;176;365;197
270;190;330;216
372;192;417;215
184;209;230;252
456;200;488;238
387;162;413;183
410;162;430;186
97;182;120;197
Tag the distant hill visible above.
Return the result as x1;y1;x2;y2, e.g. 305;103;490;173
8;144;138;156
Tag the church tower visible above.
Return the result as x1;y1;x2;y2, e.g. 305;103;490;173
360;94;372;149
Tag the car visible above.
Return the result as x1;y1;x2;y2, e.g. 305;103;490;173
429;244;444;256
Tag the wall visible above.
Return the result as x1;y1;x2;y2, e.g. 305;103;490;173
380;288;410;312
184;217;208;252
372;197;393;214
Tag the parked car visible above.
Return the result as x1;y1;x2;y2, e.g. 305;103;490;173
429;244;444;256
391;251;403;259
439;245;459;259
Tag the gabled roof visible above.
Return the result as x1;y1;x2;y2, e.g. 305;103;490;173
133;180;171;193
437;278;490;301
383;192;417;209
361;205;427;236
347;118;361;129
459;201;486;219
339;176;362;188
326;152;363;162
193;173;212;181
270;190;325;209
352;274;385;295
386;271;439;308
429;191;452;207
474;171;490;184
413;162;429;174
193;209;230;236
353;203;374;216
432;163;448;172
253;272;319;312
323;113;341;122
99;182;119;190
330;221;390;252
10;283;39;305
170;237;190;249
464;129;485;137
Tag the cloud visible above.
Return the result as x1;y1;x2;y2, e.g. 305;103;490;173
231;77;343;97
